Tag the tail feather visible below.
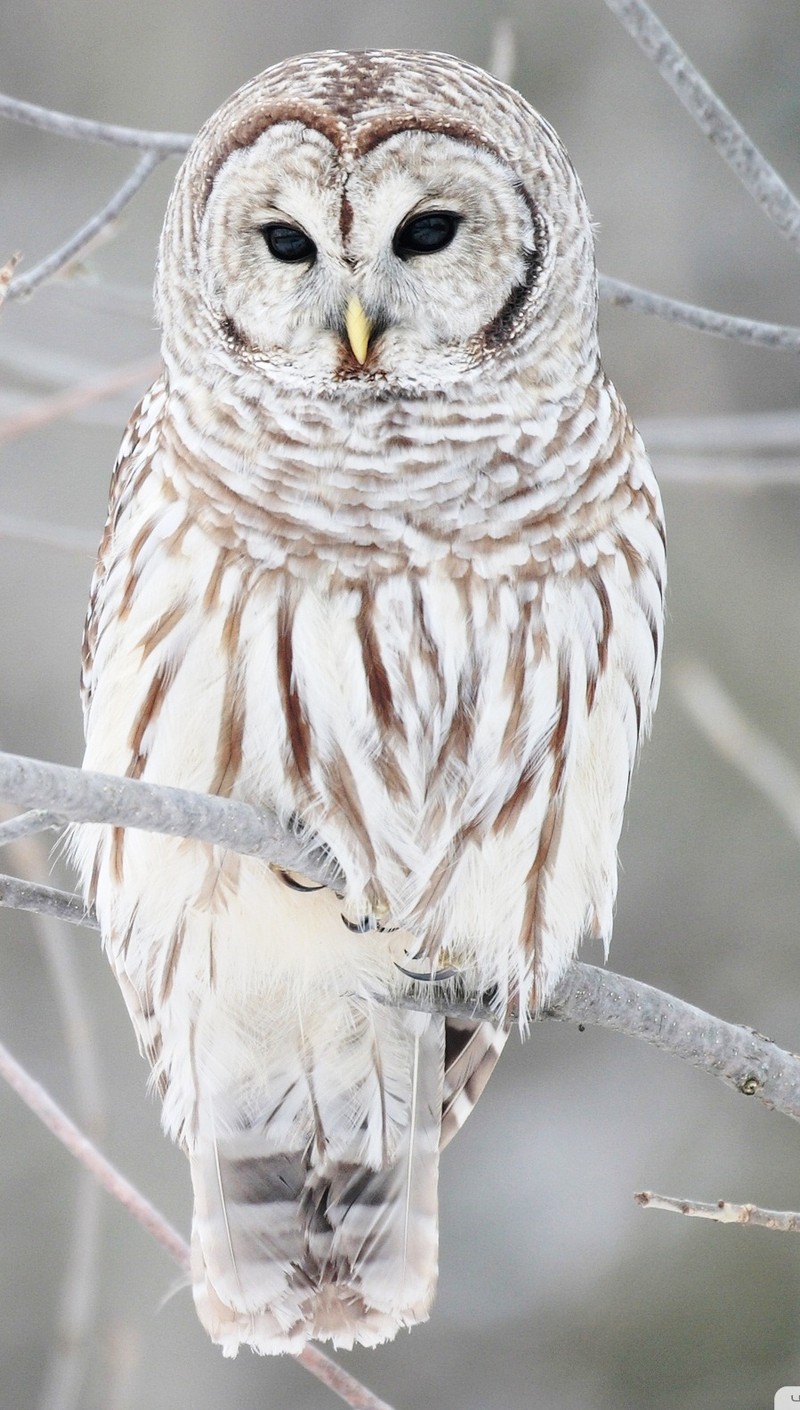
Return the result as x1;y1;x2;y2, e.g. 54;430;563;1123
440;1017;509;1149
189;1003;445;1354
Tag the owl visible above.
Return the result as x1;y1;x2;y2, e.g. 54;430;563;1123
73;51;665;1355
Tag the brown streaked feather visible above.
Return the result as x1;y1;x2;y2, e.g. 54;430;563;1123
520;652;572;997
440;1018;509;1149
276;593;312;784
356;584;406;738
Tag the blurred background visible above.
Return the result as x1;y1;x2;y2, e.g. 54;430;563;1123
1;1;800;1407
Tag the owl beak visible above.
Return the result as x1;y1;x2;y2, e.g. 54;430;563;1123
344;295;372;364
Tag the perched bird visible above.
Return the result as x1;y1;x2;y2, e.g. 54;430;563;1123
73;50;665;1356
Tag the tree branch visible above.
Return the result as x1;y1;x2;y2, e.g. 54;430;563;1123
0;750;343;886
0;356;160;446
598;276;800;354
0;809;63;846
0;750;799;1125
603;0;800;255
0;92;192;154
635;1190;800;1233
8;151;163;300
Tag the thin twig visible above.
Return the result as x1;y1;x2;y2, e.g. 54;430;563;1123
0;873;90;926
603;0;800;255
0;810;63;847
0;357;159;446
7;151;163;301
0;252;21;306
598;276;800;354
0;93;192;154
0;1038;398;1409
635;1190;800;1233
0;1035;188;1261
673;659;800;845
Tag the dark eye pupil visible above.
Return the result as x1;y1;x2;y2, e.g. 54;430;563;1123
261;223;316;263
394;211;459;258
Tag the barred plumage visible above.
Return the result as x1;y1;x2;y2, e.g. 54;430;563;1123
72;49;665;1355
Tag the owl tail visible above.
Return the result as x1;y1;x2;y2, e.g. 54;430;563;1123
188;1005;445;1355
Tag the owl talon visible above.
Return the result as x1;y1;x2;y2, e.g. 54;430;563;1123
276;869;325;894
394;961;460;983
341;913;377;933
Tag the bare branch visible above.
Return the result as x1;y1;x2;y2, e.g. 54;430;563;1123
542;963;800;1123
0;92;192;154
0;810;63;847
0;357;159;446
0;873;91;927
295;1349;397;1410
0;252;21;308
603;0;800;254
7;151;163;301
0;1037;398;1409
635;1189;800;1233
0;1035;188;1265
673;659;800;845
598;276;800;354
0;750;343;886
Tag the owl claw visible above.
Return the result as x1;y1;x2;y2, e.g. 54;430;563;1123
394;961;460;983
276;869;325;894
341;913;378;933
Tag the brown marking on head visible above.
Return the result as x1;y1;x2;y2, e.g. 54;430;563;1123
339;190;354;243
480;201;547;351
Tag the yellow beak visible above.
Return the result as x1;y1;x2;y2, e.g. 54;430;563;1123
345;295;372;364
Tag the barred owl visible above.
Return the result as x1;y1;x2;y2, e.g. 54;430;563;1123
73;50;665;1355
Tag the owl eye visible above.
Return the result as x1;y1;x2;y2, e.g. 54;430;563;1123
393;211;460;259
261;223;316;263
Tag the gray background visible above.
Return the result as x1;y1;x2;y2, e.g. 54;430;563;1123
2;2;800;1407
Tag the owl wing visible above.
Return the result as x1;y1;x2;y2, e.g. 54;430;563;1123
81;374;168;725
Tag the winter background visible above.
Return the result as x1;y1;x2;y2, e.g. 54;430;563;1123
1;1;800;1407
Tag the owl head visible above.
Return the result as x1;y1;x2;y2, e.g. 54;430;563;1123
157;51;598;398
